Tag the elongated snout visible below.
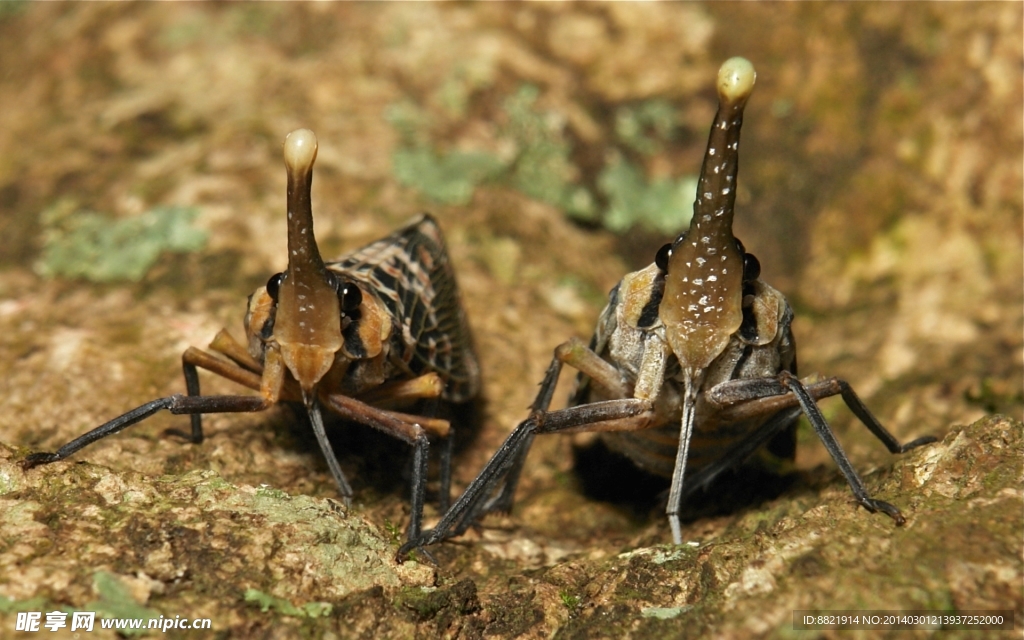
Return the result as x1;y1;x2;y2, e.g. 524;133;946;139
660;57;755;373
274;129;344;394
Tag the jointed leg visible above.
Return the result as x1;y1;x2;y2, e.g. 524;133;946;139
834;380;936;453
397;396;653;561
174;345;264;443
485;338;631;514
327;389;456;535
704;372;935;523
25;333;271;471
22;393;267;470
481;355;564;515
710;375;936;453
208;329;262;374
355;373;445;408
398;416;536;560
777;371;928;524
322;392;437;541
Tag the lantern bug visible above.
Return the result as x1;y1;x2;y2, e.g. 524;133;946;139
23;129;481;542
398;57;934;559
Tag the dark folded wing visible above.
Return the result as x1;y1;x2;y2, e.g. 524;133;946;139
328;214;480;402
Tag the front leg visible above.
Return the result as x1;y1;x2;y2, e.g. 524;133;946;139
321;392;453;541
176;344;264;443
778;372;919;524
23;394;267;470
396;396;654;562
708;374;936;454
701;372;935;524
484;337;631;515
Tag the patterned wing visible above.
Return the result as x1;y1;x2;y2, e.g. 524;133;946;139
328;214;480;403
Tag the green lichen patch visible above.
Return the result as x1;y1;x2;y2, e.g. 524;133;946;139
500;85;595;221
598;157;697;234
389;82;704;235
36;201;207;283
243;589;333;618
641;606;688;619
615;100;679;156
0;595;49;614
85;571;161;637
392;147;506;206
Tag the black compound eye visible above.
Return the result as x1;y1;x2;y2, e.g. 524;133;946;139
339;281;362;312
743;252;761;282
655;243;672;271
266;272;283;302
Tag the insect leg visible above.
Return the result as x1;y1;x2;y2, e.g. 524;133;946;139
175;346;264;443
481;355;565;515
355;373;445;407
351;373;454;512
487;338;630;514
777;371;912;524
835;380;937;453
396;396;653;562
320;393;443;540
681;406;802;500
398;336;655;561
397;414;536;561
303;394;356;509
22;394;267;470
708;376;936;453
208;329;262;374
555;337;631;398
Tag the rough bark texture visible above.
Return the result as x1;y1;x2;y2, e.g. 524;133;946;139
0;4;1020;639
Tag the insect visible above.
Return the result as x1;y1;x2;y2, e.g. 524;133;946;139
399;57;934;559
23;129;481;542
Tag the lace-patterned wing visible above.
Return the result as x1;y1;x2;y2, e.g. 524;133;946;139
328;215;480;402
